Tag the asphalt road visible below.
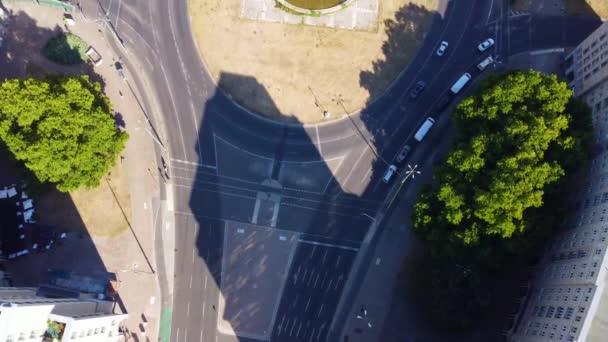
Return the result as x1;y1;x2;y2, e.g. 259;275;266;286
86;0;602;340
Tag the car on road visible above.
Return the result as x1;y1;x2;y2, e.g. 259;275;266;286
477;56;494;70
383;165;398;183
396;145;411;163
410;81;426;99
436;41;449;56
477;38;495;52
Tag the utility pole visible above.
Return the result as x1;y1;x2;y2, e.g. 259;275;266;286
337;98;391;168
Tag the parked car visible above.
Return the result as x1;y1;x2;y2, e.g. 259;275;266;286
477;38;495;52
410;80;427;99
383;165;398;183
396;145;411;163
436;41;449;56
477;56;495;70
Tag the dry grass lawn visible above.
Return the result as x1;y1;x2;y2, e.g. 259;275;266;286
36;160;131;238
189;0;438;123
566;0;608;18
511;0;531;12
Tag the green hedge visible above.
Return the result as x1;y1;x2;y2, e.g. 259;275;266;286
42;32;89;65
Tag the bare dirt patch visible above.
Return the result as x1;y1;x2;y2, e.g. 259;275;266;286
189;0;438;123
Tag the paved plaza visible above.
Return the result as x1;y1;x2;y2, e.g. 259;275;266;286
241;0;379;31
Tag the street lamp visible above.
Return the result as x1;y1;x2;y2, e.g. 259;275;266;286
386;164;421;209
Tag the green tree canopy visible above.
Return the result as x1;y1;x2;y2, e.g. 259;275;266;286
0;75;128;192
409;70;592;331
413;70;585;248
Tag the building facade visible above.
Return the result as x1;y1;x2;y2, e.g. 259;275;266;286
510;22;608;342
0;287;127;342
565;22;608;98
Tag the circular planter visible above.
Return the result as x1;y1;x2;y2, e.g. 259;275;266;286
277;0;358;15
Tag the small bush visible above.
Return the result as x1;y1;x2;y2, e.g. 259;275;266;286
42;32;89;65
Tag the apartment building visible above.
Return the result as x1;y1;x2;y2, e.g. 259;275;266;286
0;287;127;342
510;22;608;342
565;22;608;98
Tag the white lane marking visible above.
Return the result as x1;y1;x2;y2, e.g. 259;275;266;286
204;275;208;290
322;156;345;194
335;255;342;268
187;301;191;317
305;297;311;312
212;133;219;170
318;304;324;317
316;323;326;341
314;273;320;288
299;239;359;252
289;318;297;336
322;249;328;264
296;321;303;338
176;328;179;342
341;148;371;191
316;126;323;155
167;0;203;163
189;274;193;289
200;329;203;342
201;300;206;333
115;0;123;30
326;279;333;292
309;328;316;342
251;198;261;224
270;201;280;228
171;158;217;169
184;328;188;342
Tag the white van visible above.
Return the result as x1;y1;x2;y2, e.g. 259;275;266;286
383;165;398;183
450;73;472;94
414;117;436;142
477;56;494;71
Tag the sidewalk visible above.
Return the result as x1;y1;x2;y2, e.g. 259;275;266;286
0;3;174;341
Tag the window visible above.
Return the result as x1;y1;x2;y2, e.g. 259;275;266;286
579;307;586;313
576;315;582;322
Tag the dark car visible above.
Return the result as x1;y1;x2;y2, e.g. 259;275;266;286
410;81;426;99
396;145;411;163
435;96;451;112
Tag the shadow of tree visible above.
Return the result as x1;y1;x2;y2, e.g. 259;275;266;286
360;2;438;100
0;10;105;89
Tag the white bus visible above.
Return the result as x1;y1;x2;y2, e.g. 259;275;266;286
414;117;436;142
450;73;472;94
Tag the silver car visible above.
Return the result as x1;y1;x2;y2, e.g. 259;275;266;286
436;41;449;56
477;38;495;52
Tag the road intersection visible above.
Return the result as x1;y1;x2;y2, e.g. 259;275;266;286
86;0;602;340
